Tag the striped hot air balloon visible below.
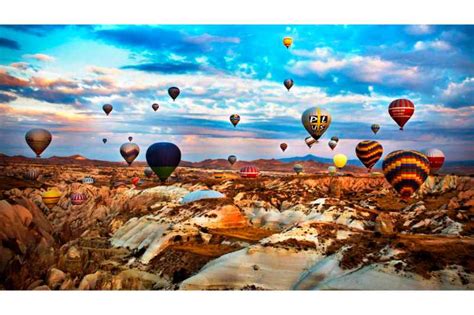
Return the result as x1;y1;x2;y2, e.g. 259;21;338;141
24;168;40;181
70;193;87;205
230;114;240;127
240;166;259;178
382;150;430;199
42;188;62;210
355;140;384;172
424;148;445;174
388;99;415;130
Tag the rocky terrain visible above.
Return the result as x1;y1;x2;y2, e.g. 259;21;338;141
0;160;473;290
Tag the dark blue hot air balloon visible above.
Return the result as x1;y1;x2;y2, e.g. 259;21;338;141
146;142;181;182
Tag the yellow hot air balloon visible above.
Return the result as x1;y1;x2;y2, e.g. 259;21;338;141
283;37;293;49
42;188;62;210
333;154;347;169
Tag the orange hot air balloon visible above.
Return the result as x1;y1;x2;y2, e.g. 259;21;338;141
283;37;293;49
388;99;415;130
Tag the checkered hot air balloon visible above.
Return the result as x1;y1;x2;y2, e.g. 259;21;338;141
382;150;430;199
240;166;259;178
388;99;415;130
70;193;87;205
355;140;384;172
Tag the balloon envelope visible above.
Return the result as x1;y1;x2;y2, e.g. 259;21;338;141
382;150;430;199
42;188;61;210
120;143;140;166
144;167;154;178
328;140;337;150
331;136;339;143
301;107;331;142
355;140;383;172
283;37;293;48
181;190;225;204
228;155;237;165
328;166;337;175
71;193;87;206
240;166;259;178
230;114;240;127
24;168;40;181
280;143;288;152
25;128;52;158
131;177;140;186
388;99;414;130
146;142;181;182
371;124;380;134
293;164;303;175
305;136;317;148
283;79;294;91
152;103;159;111
103;104;113;115
128;136;133;142
424;148;445;174
333;154;347;169
168;87;180;101
102;138;107;144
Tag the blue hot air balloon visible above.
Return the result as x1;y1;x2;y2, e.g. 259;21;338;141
146;142;181;182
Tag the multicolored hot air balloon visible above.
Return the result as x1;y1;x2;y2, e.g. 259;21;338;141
331;136;339;143
355;140;383;172
152;103;159;111
333;154;347;169
228;155;237;165
388;99;415;130
120;143;140;166
328;166;337;176
293;164;303;175
42;188;61;210
424;148;445;174
230;114;240;127
284;79;294;91
371;124;380;135
128;136;133;142
102;138;107;144
382;150;430;199
280;143;288;152
146;142;181;182
301;107;331;142
283;37;293;49
240;166;259;178
103;104;113;116
25;128;52;158
168;87;180;101
328;140;337;151
305;136;317;148
71;193;87;206
144;167;154;178
24;168;40;181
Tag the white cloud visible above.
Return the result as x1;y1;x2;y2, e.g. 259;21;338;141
23;53;55;62
405;25;434;35
441;77;474;107
414;40;451;51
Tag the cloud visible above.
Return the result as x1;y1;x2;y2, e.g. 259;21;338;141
24;54;55;62
87;66;120;75
122;61;203;74
185;33;240;45
0;37;20;50
405;25;434;35
0;91;17;103
0;25;65;37
441;78;474;108
10;62;32;71
0;70;29;88
414;40;451;51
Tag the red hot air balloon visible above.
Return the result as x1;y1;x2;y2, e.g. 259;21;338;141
168;87;180;101
388;99;415;130
240;166;259;178
71;193;87;205
424;148;445;174
131;177;140;186
103;104;113;116
280;143;288;152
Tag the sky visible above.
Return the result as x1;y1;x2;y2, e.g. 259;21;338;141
0;25;473;162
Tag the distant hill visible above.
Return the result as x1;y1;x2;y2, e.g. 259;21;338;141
279;154;371;168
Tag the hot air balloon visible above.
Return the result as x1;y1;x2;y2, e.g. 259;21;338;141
144;167;154;178
102;138;107;144
333;154;347;169
168;87;180;101
388;99;415;130
230;114;240;127
283;37;293;49
301;107;331;142
355;140;383;172
280;143;288;152
382;150;430;199
42;188;61;210
328;166;337;176
128;136;133;142
82;176;95;185
331;136;339;143
24;168;40;181
228;155;237;165
131;177;140;186
120;143;140;166
371;124;380;135
284;79;294;91
71;193;87;206
328;140;337;151
305;136;317;148
240;166;259;178
25;128;52;158
424;148;445;174
293;164;303;175
103;104;113;116
181;190;225;204
146;142;181;182
152;103;159;111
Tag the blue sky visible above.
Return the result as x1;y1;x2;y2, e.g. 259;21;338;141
0;25;473;162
